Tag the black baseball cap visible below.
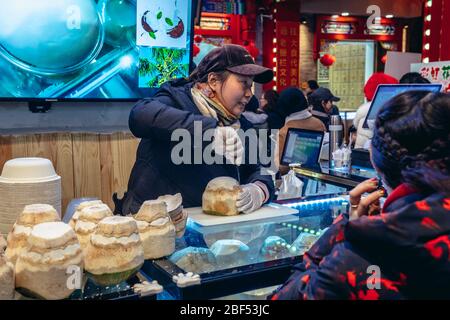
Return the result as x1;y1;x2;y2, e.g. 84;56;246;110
310;87;340;102
190;44;274;84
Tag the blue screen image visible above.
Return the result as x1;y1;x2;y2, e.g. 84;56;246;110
282;130;324;168
363;84;442;128
0;0;193;100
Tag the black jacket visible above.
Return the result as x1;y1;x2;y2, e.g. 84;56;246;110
311;104;340;130
270;184;450;300
115;79;275;215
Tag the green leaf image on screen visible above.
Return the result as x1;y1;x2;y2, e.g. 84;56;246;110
138;47;189;88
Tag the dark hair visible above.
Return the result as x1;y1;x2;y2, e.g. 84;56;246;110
262;89;279;113
399;72;431;84
371;91;450;194
189;69;231;84
307;80;319;90
277;87;309;117
245;95;259;112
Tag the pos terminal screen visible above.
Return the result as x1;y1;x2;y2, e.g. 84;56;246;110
281;128;324;168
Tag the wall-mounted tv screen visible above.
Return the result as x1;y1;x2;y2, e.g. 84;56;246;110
0;0;195;101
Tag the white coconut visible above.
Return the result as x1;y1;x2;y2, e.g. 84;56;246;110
202;177;241;216
210;239;250;268
84;216;144;286
15;222;83;300
0;253;15;299
134;201;175;260
169;247;217;274
5;204;60;264
69;200;103;229
74;204;112;251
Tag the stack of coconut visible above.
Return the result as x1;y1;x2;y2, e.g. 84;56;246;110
0;192;187;300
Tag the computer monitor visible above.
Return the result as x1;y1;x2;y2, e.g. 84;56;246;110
362;84;442;129
280;128;325;169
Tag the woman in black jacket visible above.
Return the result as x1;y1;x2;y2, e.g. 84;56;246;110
271;91;450;300
115;45;275;215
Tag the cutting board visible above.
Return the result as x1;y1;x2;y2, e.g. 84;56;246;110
186;203;299;227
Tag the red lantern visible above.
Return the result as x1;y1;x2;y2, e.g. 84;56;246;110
381;54;388;64
193;44;200;57
194;35;202;43
320;54;336;67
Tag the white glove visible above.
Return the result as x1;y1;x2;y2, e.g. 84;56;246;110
212;126;244;165
236;183;266;214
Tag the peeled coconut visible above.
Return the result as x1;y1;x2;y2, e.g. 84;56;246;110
84;216;144;286
156;194;187;238
6;204;60;264
74;204;112;251
202;177;241;216
210;239;250;268
0;253;15;299
134;200;176;260
169;247;217;274
69;200;103;229
15;222;83;300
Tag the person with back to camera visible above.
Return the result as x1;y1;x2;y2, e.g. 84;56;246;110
270;91;450;300
353;73;398;149
276;87;326;174
309;87;341;130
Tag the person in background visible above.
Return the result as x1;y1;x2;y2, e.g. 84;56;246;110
242;95;268;129
309;87;340;129
270;91;450;300
399;72;431;84
277;87;326;174
261;89;284;130
259;89;279;112
353;73;398;149
306;80;320;101
348;125;357;149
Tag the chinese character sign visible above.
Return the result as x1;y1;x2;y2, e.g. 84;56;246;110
411;61;450;93
276;21;300;91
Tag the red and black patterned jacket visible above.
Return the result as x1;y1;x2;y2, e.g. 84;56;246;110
270;184;450;300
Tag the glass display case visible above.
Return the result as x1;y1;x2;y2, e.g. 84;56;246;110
141;194;349;300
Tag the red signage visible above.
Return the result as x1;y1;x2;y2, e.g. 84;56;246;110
276;21;300;91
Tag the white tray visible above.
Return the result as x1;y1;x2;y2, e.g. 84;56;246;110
185;203;298;227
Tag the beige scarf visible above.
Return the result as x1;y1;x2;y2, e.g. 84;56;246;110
191;85;240;128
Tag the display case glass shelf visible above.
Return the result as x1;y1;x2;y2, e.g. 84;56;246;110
141;194;349;300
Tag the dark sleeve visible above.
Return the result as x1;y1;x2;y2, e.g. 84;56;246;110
268;214;352;300
129;95;218;140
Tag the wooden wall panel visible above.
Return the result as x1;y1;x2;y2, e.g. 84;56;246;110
55;133;75;214
99;134;114;209
0;132;138;216
72;133;102;202
0;136;12;173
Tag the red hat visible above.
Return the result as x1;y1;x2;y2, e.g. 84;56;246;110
364;73;398;101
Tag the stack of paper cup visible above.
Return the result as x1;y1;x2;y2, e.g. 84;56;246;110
0;158;61;234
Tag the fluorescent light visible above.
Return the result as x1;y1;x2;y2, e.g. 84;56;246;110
424;43;430;50
426;15;432;22
331;15;339;18
341;12;349;16
386;14;394;18
423;57;430;63
427;0;432;7
425;29;431;36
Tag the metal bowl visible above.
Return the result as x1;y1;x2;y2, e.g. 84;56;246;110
0;0;104;76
